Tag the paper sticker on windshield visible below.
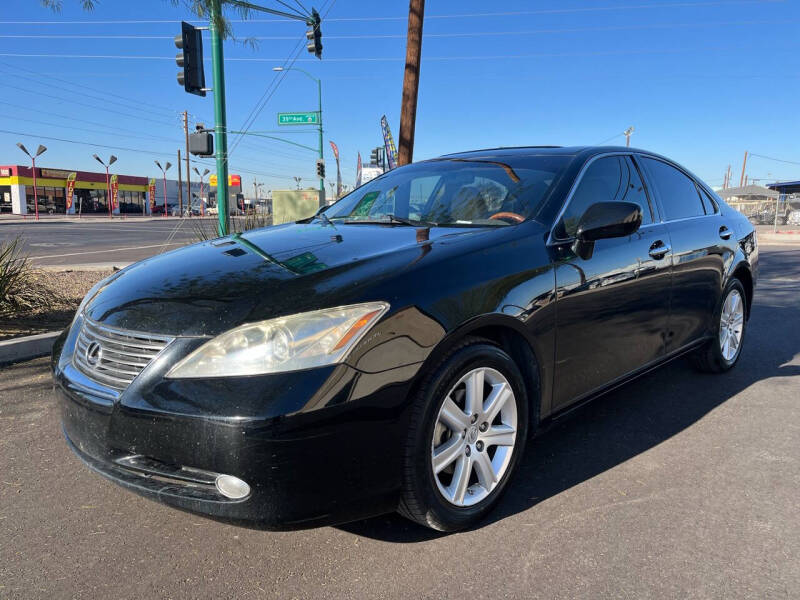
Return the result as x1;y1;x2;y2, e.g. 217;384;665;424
350;191;380;217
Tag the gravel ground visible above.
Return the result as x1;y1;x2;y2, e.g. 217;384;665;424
0;269;113;340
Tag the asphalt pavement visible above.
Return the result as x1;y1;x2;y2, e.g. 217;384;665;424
1;219;202;267
0;247;798;599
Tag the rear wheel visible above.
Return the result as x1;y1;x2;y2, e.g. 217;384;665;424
398;339;530;531
690;278;747;373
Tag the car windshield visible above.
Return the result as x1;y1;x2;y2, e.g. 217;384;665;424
324;155;570;227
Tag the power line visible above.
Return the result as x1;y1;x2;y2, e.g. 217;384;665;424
0;20;794;40
0;0;782;24
749;153;800;166
3;43;795;62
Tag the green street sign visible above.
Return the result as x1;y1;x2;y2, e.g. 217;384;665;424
278;112;319;125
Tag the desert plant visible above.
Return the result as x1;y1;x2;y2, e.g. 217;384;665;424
0;236;57;316
190;212;274;242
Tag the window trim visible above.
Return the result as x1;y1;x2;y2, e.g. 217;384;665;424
547;151;657;245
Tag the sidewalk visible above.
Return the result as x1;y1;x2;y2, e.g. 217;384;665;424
0;214;214;225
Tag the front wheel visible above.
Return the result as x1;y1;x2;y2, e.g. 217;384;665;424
690;278;747;373
398;339;530;531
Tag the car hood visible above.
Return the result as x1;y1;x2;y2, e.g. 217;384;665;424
84;222;490;336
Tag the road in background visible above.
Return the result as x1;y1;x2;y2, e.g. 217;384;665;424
1;247;798;598
1;219;202;267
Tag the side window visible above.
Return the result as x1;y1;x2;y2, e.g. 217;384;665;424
619;156;653;226
641;157;705;221
697;185;719;215
558;156;624;238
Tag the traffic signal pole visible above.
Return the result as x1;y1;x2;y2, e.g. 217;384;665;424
210;0;230;236
317;77;324;206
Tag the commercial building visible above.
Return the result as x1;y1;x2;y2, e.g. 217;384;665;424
0;165;148;215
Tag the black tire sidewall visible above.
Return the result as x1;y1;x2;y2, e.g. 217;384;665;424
407;343;529;531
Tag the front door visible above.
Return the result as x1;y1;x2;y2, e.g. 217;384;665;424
550;155;672;410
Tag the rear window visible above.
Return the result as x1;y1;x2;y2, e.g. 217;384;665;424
641;157;705;221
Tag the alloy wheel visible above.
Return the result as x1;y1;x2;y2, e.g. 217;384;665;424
719;288;745;362
431;367;518;507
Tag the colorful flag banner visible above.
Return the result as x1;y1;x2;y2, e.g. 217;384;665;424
380;115;398;170
148;178;156;212
329;141;342;198
110;174;119;210
65;172;77;211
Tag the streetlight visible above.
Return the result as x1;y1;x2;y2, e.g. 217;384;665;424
273;66;324;206
293;176;302;190
16;142;47;220
193;166;210;216
93;154;117;219
155;160;172;218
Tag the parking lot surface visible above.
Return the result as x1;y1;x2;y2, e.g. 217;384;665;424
1;247;798;599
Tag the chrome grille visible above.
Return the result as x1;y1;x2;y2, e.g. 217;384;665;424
73;318;173;392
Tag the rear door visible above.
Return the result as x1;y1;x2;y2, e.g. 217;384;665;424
638;156;730;352
551;154;672;410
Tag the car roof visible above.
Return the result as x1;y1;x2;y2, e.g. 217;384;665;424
438;145;660;159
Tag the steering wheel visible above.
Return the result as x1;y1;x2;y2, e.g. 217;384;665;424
489;211;525;223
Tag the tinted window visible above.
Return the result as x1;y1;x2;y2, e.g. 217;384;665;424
327;155;570;226
619;156;653;224
698;186;718;214
557;156;652;238
642;157;705;221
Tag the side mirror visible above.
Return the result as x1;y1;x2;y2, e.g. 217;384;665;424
572;201;642;259
576;201;642;242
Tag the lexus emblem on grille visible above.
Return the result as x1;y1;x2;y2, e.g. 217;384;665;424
85;341;102;366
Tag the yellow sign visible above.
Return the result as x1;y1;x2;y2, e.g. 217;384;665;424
209;174;242;187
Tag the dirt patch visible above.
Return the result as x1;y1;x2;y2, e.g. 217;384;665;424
0;269;113;340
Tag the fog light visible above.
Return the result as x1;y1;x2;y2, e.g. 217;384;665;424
215;474;251;499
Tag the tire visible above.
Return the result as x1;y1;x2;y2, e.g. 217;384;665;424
690;278;747;373
398;337;531;531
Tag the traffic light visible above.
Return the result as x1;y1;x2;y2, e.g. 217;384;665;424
306;9;322;59
370;147;380;166
175;21;206;96
316;159;325;178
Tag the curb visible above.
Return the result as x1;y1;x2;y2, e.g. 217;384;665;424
0;331;61;366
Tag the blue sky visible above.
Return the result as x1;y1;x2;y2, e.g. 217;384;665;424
1;0;799;194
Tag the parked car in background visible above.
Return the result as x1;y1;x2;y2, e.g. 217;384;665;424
53;146;757;532
150;203;176;215
787;210;800;226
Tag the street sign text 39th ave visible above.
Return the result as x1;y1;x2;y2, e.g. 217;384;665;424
278;112;319;125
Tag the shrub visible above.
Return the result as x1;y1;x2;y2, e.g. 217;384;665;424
0;236;56;317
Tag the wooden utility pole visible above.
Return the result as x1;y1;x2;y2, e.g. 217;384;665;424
177;149;183;213
184;111;191;217
397;0;425;166
724;164;731;189
739;151;748;187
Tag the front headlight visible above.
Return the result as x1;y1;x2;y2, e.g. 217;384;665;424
166;301;389;378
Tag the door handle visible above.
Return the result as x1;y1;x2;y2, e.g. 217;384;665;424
648;240;671;259
719;225;732;240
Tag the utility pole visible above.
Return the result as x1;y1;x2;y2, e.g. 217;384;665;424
397;0;425;166
184;111;191;216
724;164;732;189
739;151;748;187
210;0;230;235
177;149;183;214
624;126;635;147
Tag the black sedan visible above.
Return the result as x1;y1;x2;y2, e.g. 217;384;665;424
52;146;758;531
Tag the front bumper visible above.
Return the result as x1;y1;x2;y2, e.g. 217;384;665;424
53;321;420;529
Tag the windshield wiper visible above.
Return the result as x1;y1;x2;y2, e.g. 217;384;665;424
342;214;437;227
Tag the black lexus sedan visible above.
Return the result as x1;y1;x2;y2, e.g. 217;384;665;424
52;146;758;532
